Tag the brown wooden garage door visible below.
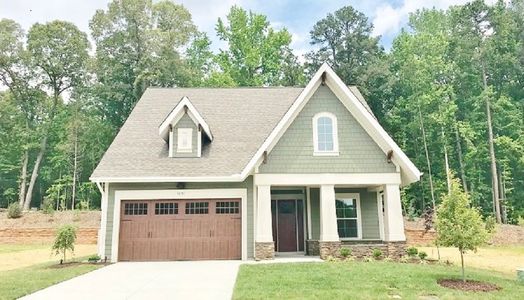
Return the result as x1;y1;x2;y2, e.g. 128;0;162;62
118;199;241;261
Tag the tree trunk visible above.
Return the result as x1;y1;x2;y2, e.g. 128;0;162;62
18;150;28;206
460;249;465;282
441;127;451;194
71;129;78;211
454;126;469;193
23;135;48;211
482;65;501;223
418;105;436;209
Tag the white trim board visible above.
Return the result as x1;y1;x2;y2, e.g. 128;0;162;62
254;173;402;186
110;188;248;262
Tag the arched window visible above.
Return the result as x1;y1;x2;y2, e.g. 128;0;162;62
313;112;339;155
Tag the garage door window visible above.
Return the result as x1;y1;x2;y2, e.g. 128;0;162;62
155;202;178;215
185;202;209;214
124;203;148;215
216;201;239;214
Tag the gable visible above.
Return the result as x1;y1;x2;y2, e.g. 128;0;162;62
258;86;396;174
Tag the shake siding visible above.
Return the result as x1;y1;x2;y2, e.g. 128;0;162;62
259;86;396;173
104;177;254;259
173;114;198;158
309;188;380;240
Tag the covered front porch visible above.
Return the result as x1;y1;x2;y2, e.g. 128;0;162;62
253;173;407;260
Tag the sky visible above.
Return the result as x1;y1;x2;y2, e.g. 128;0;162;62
0;0;494;57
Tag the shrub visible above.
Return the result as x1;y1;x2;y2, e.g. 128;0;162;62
407;205;417;221
485;216;496;233
52;225;77;263
372;248;383;259
406;246;418;257
340;247;352;258
7;202;22;218
88;254;101;263
418;251;428;260
41;197;54;214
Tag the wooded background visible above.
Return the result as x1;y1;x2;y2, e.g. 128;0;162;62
0;0;522;223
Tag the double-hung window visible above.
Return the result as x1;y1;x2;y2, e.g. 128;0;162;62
335;193;362;239
313;112;339;155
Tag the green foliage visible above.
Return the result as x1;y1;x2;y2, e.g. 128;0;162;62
41;197;54;215
406;246;419;257
418;251;428;260
372;248;383;259
87;254;101;262
436;175;489;281
485;216;496;233
339;247;352;258
7;202;22;218
52;225;77;263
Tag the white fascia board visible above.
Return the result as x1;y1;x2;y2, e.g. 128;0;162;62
254;173;402;186
158;96;213;142
90;174;243;183
240;62;421;186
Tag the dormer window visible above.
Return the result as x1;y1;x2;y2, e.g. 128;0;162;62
313;112;339;156
159;96;213;158
177;128;193;153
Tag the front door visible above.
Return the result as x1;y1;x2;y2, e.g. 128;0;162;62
271;199;304;252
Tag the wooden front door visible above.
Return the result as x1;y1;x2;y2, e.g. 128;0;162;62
119;199;241;261
271;199;305;252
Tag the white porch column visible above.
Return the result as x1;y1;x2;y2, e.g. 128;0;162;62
255;185;273;242
383;184;406;241
319;184;339;241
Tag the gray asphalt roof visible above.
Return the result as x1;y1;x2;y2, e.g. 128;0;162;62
91;86;372;180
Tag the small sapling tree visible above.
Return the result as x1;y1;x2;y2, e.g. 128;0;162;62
436;175;488;282
52;224;77;264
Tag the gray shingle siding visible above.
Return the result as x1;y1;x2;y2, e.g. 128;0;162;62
172;114;198;157
259;86;396;174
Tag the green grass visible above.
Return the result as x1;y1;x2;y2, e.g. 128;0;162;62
0;243;49;254
233;261;524;299
0;258;102;300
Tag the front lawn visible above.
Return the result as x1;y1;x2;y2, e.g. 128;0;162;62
0;259;102;300
233;261;524;299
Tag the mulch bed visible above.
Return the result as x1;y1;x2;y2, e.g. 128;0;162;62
437;279;501;292
47;261;110;269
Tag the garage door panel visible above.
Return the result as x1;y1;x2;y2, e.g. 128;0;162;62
119;199;241;261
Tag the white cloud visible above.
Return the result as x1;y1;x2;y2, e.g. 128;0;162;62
371;0;497;38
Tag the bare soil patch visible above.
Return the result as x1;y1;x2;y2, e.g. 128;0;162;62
48;261;110;269
0;210;100;229
437;279;501;292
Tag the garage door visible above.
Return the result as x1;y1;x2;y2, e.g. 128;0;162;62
118;199;241;261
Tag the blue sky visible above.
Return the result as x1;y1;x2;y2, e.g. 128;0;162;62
1;0;490;57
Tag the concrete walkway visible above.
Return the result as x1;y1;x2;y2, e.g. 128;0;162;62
22;261;243;300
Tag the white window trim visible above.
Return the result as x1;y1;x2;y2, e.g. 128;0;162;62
177;128;193;153
335;192;362;240
312;112;339;156
111;188;248;262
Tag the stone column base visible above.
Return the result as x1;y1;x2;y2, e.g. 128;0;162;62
386;241;406;259
306;240;320;256
319;241;341;259
255;242;275;260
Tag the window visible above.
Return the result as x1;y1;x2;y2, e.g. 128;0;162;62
216;201;240;214
177;128;193;153
185;202;209;214
124;203;148;215
155;202;178;215
335;194;361;239
312;112;339;155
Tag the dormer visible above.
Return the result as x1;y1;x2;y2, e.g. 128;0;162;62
159;96;213;158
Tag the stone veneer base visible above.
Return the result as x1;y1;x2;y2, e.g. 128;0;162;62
255;242;275;260
316;240;407;260
306;240;320;256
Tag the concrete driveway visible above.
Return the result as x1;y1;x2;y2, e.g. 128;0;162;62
22;261;242;300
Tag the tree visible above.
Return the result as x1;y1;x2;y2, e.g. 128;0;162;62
215;6;296;86
436;175;489;282
89;0;197;128
52;224;77;263
23;20;90;210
